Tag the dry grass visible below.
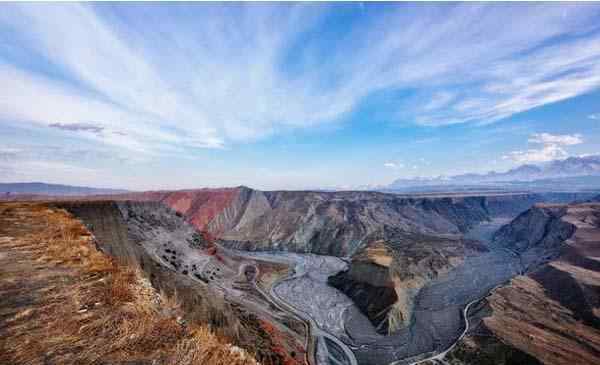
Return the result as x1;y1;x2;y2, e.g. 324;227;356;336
0;202;258;365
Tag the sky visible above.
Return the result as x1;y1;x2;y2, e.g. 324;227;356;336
1;2;600;190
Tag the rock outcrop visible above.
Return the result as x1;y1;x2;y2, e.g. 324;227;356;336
96;188;593;339
55;200;309;365
492;204;575;253
105;188;589;257
328;241;398;334
330;229;488;334
446;202;600;365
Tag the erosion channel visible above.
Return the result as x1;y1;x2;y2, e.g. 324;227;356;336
57;193;588;365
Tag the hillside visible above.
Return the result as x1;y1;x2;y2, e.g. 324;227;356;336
0;202;257;365
443;202;600;365
0;182;128;196
105;188;591;257
2;192;599;365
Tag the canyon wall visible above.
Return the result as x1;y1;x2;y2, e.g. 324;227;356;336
55;201;298;365
492;204;575;252
446;202;600;365
110;188;593;257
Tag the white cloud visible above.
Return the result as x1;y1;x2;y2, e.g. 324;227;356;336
384;162;404;169
528;132;582;146
0;2;599;157
589;113;600;120
503;132;583;163
504;144;569;163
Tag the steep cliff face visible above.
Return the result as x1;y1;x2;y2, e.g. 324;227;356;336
330;229;488;334
111;188;494;256
329;262;397;334
105;188;241;234
92;188;591;257
447;203;600;365
385;229;489;332
174;190;505;256
55;200;307;365
492;205;575;253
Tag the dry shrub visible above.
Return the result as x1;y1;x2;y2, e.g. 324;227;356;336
0;203;258;365
32;208;112;273
43;264;258;364
167;326;258;365
105;266;137;305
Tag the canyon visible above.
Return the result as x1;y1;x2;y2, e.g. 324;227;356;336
2;187;599;365
441;201;600;365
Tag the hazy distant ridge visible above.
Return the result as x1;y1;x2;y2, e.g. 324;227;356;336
386;155;600;190
0;182;128;196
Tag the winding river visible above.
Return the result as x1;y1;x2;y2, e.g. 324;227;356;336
224;218;525;365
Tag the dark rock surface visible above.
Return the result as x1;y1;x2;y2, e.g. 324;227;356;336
200;190;593;256
328;261;397;334
492;205;575;253
56;201;290;364
51;194;600;365
445;202;600;365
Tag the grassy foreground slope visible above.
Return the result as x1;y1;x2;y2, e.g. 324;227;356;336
0;202;257;365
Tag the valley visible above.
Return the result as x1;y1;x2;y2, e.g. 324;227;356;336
3;3;600;365
2;189;599;365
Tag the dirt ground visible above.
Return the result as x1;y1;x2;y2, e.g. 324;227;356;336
0;202;258;365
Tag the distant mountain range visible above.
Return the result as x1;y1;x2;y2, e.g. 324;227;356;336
3;155;600;197
0;182;128;196
383;155;600;192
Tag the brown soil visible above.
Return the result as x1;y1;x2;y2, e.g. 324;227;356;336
0;202;257;365
450;203;600;365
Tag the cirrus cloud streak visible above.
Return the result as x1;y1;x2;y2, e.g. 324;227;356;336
0;3;599;157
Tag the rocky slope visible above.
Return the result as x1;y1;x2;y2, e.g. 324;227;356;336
104;188;592;257
3;185;593;258
328;241;399;334
492;204;575;253
329;231;487;335
0;202;258;365
54;200;309;365
90;188;593;340
13;190;597;364
445;202;600;365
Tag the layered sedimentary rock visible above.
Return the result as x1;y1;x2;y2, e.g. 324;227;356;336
447;202;600;365
386;229;488;332
492;204;575;253
39;190;599;365
330;228;489;334
97;188;595;344
56;200;309;365
328;242;398;334
107;188;592;257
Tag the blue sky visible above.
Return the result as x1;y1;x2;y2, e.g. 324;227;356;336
1;2;600;190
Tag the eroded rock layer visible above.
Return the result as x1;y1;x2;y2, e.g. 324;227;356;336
31;190;598;365
328;242;398;334
104;188;593;257
446;202;600;365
